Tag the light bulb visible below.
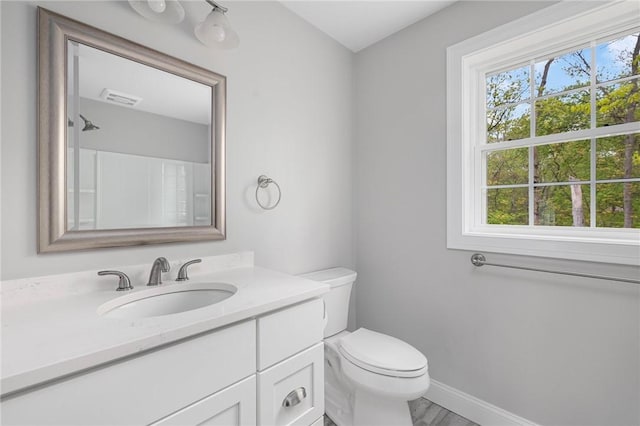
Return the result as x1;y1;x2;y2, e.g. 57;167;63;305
194;8;239;49
210;25;226;42
128;0;184;23
147;0;166;13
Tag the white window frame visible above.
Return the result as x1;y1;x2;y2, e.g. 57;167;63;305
447;1;640;265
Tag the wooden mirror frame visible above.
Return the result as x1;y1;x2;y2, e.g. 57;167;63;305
38;8;226;253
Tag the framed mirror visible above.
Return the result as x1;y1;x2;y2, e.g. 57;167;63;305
38;8;226;252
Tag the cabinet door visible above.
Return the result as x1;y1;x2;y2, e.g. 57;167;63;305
258;343;324;426
152;376;256;426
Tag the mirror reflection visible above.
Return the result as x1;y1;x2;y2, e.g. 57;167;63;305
66;41;213;231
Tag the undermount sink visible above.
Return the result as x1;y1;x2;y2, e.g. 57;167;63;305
98;282;237;319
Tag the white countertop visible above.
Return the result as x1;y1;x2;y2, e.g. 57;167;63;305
1;260;329;396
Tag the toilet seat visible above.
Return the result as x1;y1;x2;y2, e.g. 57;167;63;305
339;346;431;401
338;328;428;378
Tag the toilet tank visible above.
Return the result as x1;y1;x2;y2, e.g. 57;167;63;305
299;267;357;337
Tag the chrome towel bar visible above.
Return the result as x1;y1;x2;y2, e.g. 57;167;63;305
470;253;640;285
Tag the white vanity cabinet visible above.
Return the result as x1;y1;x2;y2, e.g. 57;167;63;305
1;298;325;426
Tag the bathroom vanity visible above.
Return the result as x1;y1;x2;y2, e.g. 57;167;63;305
0;253;328;426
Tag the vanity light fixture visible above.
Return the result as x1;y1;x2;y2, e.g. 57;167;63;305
194;0;239;50
127;0;185;24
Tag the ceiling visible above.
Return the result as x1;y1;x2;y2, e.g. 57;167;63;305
279;1;457;52
73;1;458;121
74;43;211;125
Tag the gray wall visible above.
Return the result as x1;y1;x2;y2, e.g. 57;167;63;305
1;0;353;279
78;98;209;163
354;2;640;425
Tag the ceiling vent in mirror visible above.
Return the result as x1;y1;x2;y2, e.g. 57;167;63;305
100;88;143;107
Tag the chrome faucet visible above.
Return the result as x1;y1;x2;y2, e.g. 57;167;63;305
177;259;202;281
147;257;170;286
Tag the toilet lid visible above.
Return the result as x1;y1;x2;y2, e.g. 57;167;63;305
338;328;428;378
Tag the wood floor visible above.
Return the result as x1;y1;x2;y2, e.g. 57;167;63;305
324;397;479;426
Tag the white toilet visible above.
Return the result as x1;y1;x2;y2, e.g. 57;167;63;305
300;268;430;426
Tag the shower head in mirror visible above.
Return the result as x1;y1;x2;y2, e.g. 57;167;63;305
79;114;100;132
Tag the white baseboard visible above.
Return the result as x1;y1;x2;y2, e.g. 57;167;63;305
424;379;540;426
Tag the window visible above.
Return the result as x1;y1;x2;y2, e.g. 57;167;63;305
447;1;640;265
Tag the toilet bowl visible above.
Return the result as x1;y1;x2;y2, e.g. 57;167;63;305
299;268;430;426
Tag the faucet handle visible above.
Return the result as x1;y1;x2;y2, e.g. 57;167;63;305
98;270;133;291
177;259;202;281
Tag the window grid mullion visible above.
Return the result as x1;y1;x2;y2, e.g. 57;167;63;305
529;60;536;227
480;74;488;227
484;74;639;113
589;41;597;228
487;177;640;190
596;74;640;88
530;86;588;102
484;183;530;190
479;121;640;152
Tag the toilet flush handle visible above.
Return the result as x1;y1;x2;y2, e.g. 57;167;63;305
282;387;307;407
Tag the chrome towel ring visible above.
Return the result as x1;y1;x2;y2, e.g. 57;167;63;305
255;175;281;210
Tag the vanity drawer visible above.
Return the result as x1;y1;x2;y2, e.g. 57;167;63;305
257;343;324;426
1;320;256;426
151;375;257;426
258;298;324;370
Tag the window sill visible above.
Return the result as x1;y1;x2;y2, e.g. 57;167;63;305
447;227;640;266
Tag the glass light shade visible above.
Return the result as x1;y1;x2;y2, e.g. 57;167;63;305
194;9;240;49
128;0;185;24
147;0;166;13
